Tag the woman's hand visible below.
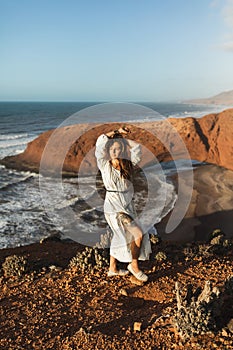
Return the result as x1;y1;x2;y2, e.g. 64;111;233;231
118;126;131;135
106;126;131;138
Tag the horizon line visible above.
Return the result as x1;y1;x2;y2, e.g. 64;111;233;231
0;99;182;104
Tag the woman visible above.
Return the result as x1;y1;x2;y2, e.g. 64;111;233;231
95;127;151;282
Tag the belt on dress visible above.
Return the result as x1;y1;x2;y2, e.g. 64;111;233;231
106;189;129;193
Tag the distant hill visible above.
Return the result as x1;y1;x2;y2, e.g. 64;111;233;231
184;90;233;105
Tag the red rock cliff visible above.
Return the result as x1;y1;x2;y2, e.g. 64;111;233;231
1;109;233;175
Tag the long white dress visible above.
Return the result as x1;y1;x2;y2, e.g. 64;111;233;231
95;134;151;263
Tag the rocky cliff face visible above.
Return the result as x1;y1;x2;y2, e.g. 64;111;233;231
1;109;233;175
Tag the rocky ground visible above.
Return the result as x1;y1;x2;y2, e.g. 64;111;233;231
0;232;232;350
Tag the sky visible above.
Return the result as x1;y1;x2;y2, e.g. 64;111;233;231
1;0;233;102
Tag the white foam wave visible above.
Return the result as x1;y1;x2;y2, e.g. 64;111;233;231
168;104;231;119
0;220;7;230
55;196;79;210
0;168;38;190
0;135;36;159
127;116;165;123
0;137;34;149
19;170;39;177
14;149;25;155
0;133;29;140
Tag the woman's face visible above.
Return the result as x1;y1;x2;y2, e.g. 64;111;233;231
109;141;122;160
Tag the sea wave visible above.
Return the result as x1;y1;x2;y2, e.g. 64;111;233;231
0;136;34;148
0;168;38;190
168;104;230;119
0;174;35;191
0;134;36;159
0;140;30;149
0;133;29;140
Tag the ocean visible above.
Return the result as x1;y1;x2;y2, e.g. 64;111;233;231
0;101;227;249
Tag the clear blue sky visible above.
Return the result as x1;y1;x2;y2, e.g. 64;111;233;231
1;0;233;101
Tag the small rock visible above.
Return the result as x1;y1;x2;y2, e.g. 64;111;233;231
227;318;233;333
119;288;128;296
77;327;86;335
222;328;228;337
134;322;142;332
40;233;61;243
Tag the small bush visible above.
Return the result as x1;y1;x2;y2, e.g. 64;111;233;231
2;255;28;278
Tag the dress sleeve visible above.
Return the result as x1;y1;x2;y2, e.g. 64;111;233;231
95;134;109;170
130;143;142;165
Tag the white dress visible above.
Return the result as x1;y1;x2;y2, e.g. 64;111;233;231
95;134;152;263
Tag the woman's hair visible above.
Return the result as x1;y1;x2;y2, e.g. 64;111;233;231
106;137;133;180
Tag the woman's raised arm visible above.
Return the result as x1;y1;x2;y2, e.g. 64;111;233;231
95;134;109;170
117;127;142;165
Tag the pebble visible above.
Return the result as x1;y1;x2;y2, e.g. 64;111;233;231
221;328;228;337
212;343;218;348
134;322;142;332
119;288;128;296
227;319;233;333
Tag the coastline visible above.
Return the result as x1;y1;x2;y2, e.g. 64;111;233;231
1;108;233;176
0;109;233;349
0;108;233;248
0;163;232;252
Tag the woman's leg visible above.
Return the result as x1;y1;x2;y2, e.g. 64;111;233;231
109;255;117;272
126;224;143;273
